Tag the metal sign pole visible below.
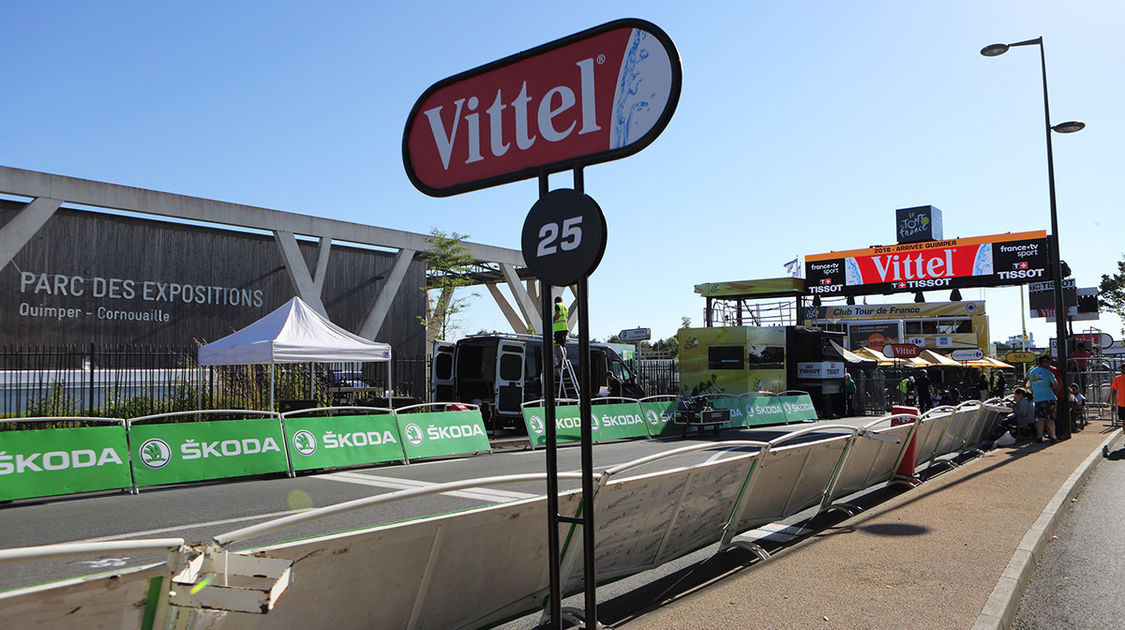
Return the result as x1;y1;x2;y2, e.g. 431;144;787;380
575;166;597;627
539;174;562;629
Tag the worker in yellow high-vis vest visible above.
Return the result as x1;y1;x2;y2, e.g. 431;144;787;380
553;296;568;365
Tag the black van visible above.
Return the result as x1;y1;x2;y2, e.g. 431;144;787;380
431;334;644;431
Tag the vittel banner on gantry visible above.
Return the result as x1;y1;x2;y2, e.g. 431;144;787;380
804;230;1049;297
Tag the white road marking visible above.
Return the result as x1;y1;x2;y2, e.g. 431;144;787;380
312;471;537;503
69;508;306;544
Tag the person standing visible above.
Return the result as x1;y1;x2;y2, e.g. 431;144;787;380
915;369;933;411
552;296;569;365
977;370;990;401
1112;364;1125;430
1029;356;1059;443
897;375;912;405
844;373;856;416
990;370;1006;399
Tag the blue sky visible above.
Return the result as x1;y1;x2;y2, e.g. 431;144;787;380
4;1;1122;348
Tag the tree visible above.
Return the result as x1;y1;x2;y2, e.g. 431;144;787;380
419;229;477;348
1098;253;1125;336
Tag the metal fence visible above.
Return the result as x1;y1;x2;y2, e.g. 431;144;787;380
0;344;428;419
633;358;678;395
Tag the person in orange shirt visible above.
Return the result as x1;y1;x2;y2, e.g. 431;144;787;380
1109;364;1125;458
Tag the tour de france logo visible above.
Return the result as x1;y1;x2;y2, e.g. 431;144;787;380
139;438;171;469
405;424;425;446
529;416;545;435
292;430;317;456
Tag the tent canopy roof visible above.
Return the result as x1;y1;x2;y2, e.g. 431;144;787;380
831;341;877;364
198;297;391;366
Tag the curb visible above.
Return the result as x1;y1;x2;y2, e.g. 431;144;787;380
971;430;1121;630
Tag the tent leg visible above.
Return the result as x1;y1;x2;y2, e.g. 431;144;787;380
270;364;275;412
388;350;394;406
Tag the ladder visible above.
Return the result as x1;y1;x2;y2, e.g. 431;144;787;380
556;356;580;399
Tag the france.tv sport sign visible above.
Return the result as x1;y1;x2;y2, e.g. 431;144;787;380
804;231;1049;297
403;19;681;196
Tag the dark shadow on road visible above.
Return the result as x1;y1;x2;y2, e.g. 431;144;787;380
858;522;930;536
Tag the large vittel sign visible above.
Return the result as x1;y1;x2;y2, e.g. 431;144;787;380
403;19;681;196
804;230;1049;296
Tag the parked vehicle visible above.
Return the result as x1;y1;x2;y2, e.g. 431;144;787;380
431;334;644;431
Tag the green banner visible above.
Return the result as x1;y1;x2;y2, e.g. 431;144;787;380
284;414;404;471
741;395;790;426
0;425;132;501
591;403;650;441
780;394;819;422
638;400;679;437
523;403;649;447
707;397;748;428
130;418;289;487
398;410;490;460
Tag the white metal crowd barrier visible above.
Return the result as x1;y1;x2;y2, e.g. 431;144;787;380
0;407;1004;630
0;539;183;630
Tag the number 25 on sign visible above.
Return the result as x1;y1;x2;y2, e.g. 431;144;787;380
521;189;606;287
537;216;583;257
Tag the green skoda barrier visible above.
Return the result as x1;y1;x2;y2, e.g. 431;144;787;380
638;399;680;437
130;418;289;487
707;397;749;428
397;409;490;461
283;414;405;471
523;402;649;447
0;423;132;501
740;395;790;427
590;402;649;441
779;393;819;422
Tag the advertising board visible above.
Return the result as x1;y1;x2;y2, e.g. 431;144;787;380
638;399;679;436
951;348;984;362
847;321;902;351
805;230;1049;297
130;418;290;487
896;205;943;244
398;410;491;460
0;425;132;501
404;19;681;196
284;414;405;471
522;402;650;447
884;344;920;359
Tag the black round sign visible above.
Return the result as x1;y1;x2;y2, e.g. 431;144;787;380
521;189;607;287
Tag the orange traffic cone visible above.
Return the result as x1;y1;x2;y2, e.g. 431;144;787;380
890;405;921;489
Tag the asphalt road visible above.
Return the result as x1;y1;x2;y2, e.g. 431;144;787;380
0;420;877;593
1012;442;1125;629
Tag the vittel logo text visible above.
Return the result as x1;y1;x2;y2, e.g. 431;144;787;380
405;20;680;196
424;59;601;170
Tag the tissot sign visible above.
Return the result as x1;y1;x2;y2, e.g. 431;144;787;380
805;230;1049;297
403;19;681;196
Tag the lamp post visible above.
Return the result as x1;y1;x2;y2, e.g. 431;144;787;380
981;37;1084;439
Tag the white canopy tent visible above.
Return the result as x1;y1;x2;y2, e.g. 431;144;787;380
198;297;392;410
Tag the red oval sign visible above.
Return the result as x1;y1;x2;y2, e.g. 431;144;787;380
885;343;921;359
403;19;681;197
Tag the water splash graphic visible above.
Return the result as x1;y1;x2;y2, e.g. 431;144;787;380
610;29;672;149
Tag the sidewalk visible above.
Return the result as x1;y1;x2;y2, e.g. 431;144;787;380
615;423;1119;629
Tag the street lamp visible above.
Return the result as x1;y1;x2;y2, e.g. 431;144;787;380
981;37;1084;439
